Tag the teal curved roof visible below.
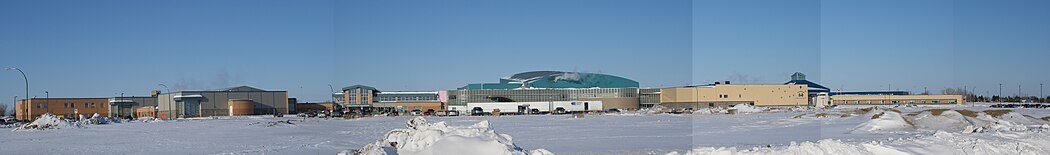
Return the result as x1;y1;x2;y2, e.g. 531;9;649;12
461;71;638;90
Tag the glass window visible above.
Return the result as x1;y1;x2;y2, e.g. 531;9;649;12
71;103;74;108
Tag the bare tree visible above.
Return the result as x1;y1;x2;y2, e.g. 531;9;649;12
0;104;8;116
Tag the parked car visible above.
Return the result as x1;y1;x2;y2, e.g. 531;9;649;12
331;110;344;118
410;109;422;116
300;111;318;117
605;108;623;113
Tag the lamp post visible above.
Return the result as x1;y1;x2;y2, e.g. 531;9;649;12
328;84;335;103
4;68;28;118
999;84;1003;102
45;91;49;114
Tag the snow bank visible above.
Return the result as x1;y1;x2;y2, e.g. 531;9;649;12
667;139;907;155
729;104;764;113
909;110;972;132
14;113;79;131
852;110;914;133
904;109;1048;133
78;113;123;125
637;105;667;114
342;117;551;155
671;130;1050;155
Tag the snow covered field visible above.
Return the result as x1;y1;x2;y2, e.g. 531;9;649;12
1;103;1049;155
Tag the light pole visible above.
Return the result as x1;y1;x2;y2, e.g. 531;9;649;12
4;68;28;118
328;84;335;103
1041;83;1044;103
999;84;1003;102
12;96;16;119
45;91;49;114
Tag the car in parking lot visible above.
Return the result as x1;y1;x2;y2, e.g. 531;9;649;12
991;103;1048;109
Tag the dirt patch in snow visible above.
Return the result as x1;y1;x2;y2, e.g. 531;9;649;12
852;107;875;115
983;109;1013;117
249;120;299;127
953;110;979;117
1042;116;1050;122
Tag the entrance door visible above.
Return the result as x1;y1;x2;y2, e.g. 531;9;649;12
180;100;201;117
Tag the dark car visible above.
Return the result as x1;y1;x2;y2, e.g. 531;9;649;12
300;111;318;117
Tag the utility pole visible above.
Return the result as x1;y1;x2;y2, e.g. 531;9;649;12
1041;83;1044;103
999;84;1003;102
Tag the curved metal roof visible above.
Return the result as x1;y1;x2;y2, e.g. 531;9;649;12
495;71;639;89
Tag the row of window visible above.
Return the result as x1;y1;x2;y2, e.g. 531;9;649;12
378;96;438;101
837;99;957;105
62;102;98;109
33;102;102;109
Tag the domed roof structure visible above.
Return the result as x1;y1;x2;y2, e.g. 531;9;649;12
461;71;639;90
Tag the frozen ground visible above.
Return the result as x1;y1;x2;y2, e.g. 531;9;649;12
0;102;1048;155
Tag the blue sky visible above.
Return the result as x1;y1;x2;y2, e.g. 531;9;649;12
1;0;1048;108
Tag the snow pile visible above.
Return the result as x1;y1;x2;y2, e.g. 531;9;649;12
78;113;122;125
341;117;552;155
637;105;667;114
670;130;1050;155
729;104;765;113
691;108;723;114
667;139;906;155
852;110;914;133
135;117;164;123
909;110;972;132
14;113;80;131
905;109;1048;133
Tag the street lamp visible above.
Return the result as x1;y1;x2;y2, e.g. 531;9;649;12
999;84;1003;102
4;68;28;118
45;91;49;114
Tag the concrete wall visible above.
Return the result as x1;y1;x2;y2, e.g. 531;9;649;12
660;84;809;107
580;97;640;110
831;95;965;105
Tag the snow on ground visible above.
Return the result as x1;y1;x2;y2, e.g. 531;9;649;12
0;103;1047;155
729;104;765;113
14;113;79;130
342;117;552;155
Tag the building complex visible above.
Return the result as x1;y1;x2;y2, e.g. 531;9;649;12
14;71;967;120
